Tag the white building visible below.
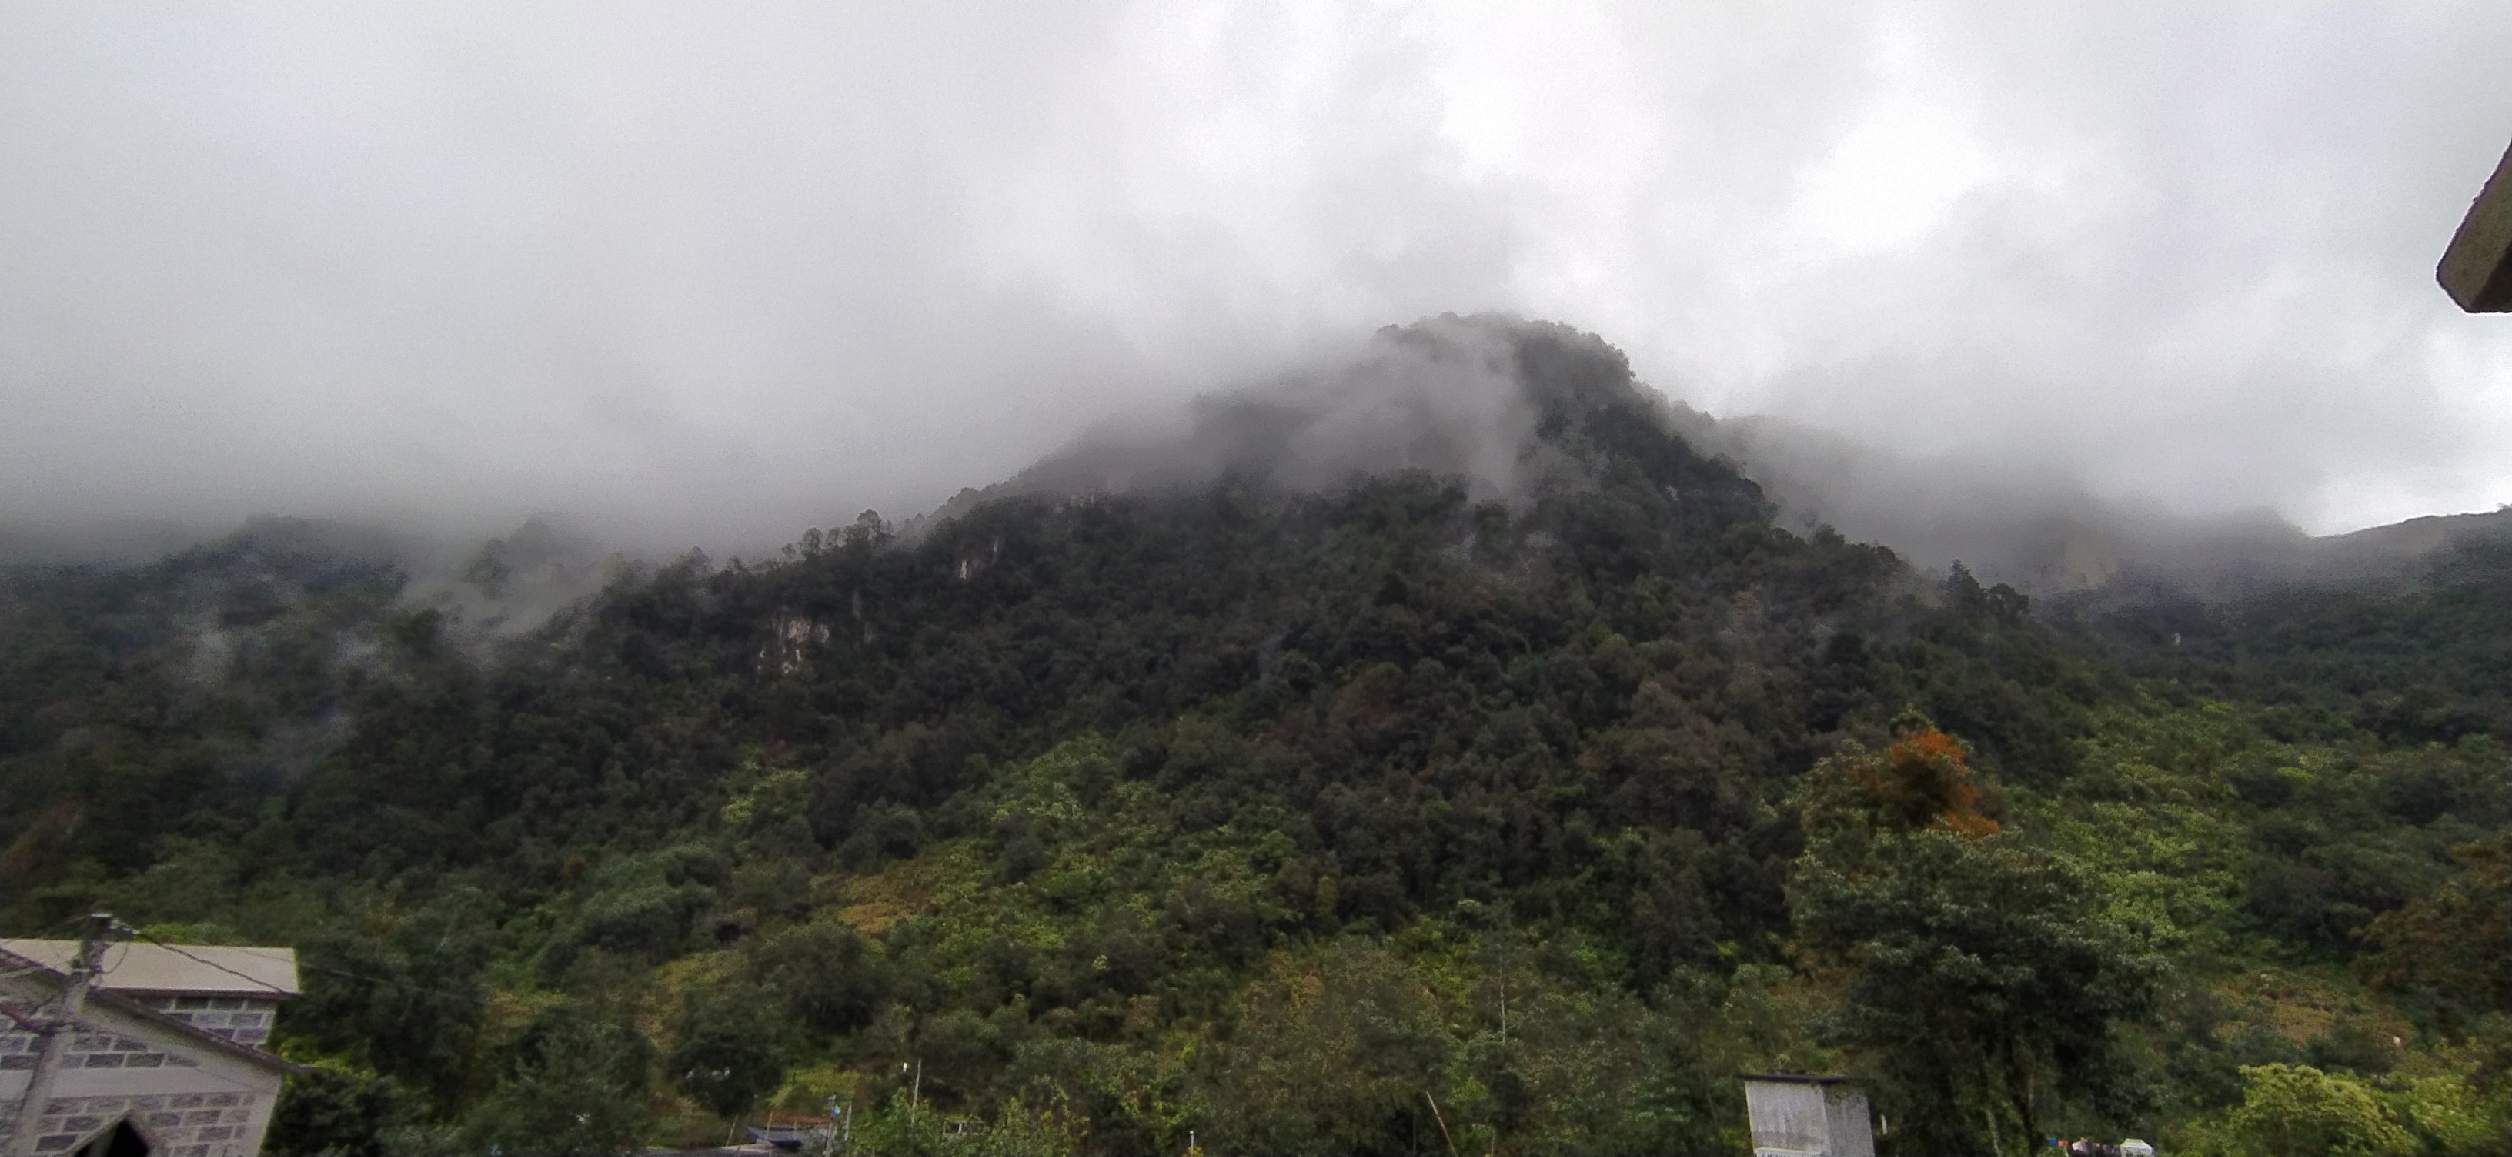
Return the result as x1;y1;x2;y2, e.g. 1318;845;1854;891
1743;1073;1876;1157
1;940;299;1157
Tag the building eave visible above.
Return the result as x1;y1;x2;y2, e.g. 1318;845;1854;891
2439;137;2512;312
0;945;298;1076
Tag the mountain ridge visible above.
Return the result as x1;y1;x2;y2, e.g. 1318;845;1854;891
2;317;2507;1154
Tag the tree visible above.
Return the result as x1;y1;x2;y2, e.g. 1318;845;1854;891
1791;736;2161;1155
465;1006;653;1157
669;979;796;1121
286;917;492;1106
265;1061;418;1157
2177;1064;2415;1157
747;920;889;1035
1204;941;1452;1156
850;1090;1088;1157
2363;834;2512;1027
1856;725;2000;837
1945;562;1986;610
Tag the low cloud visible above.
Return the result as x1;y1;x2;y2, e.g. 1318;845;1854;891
4;2;2508;560
1020;317;1557;503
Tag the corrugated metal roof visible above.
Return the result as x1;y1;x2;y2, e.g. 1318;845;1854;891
0;938;299;997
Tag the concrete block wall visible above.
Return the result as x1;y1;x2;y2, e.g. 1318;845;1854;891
0;1020;280;1156
0;1023;202;1072
3;1090;273;1156
134;997;280;1048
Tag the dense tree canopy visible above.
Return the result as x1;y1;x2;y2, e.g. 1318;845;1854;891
2;318;2507;1154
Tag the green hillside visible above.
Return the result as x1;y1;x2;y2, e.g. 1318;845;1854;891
3;319;2506;1156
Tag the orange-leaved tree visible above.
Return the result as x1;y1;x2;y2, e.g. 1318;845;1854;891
1817;717;2001;839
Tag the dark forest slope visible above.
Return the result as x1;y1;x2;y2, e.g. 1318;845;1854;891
2;318;2506;1157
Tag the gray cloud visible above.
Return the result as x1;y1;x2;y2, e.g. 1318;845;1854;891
1015;316;1575;505
4;1;2508;556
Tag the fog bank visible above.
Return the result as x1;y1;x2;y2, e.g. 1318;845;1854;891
5;2;2510;555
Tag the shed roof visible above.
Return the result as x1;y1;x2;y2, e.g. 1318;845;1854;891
0;938;299;998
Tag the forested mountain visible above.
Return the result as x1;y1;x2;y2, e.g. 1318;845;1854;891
4;317;2508;1156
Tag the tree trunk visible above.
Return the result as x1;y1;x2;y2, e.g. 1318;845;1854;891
2011;1042;2040;1154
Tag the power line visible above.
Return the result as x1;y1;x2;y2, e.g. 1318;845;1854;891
1;953;68;1041
123;926;481;1005
0;915;131;986
118;929;294;999
1;936;127;1034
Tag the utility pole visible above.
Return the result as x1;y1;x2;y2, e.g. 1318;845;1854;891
8;913;117;1157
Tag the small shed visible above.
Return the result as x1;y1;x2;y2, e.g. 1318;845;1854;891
1742;1074;1875;1157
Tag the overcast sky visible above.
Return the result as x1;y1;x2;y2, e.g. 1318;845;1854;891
4;2;2508;547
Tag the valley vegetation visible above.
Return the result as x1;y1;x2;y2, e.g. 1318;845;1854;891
4;320;2508;1156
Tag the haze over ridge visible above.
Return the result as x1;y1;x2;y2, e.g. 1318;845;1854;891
5;2;2510;553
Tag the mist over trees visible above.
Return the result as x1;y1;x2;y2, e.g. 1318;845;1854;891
4;319;2510;1155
